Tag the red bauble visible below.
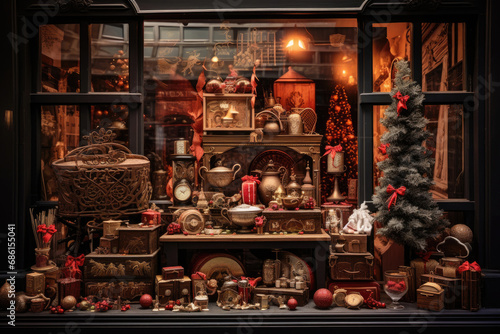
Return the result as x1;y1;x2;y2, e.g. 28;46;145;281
139;294;153;308
313;288;333;309
287;297;298;310
335;105;341;112
333;94;338;101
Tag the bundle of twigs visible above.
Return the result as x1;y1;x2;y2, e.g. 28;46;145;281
29;208;57;249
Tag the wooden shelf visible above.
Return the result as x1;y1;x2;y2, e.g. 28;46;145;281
160;228;330;243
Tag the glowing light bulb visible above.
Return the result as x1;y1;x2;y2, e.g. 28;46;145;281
298;39;306;49
286;40;294;48
211;56;219;63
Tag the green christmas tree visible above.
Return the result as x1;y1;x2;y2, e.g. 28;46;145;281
372;61;447;251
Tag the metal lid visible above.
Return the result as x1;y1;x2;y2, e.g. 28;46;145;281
228;204;263;214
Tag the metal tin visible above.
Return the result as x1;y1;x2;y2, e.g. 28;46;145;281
174;139;190;155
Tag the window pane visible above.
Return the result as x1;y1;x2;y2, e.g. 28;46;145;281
159;26;180;40
144;26;155;40
373;104;465;199
91;24;129;92
41;105;80;201
422;23;465;91
372;23;412;92
91;104;129;147
40;24;80;93
144;19;359;203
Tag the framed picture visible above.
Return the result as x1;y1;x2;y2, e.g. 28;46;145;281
203;93;254;131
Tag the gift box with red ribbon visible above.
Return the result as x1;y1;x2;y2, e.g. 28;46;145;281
241;175;260;205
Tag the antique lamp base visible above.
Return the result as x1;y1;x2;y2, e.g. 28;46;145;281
326;176;345;202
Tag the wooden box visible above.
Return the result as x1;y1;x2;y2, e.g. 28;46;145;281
330;233;367;253
273;67;315;111
26;272;45;296
462;270;481;311
155;275;192;304
421;273;461;309
85;280;153;302
263;209;321;234
203;93;254;131
329;252;374;280
117;224;161;254
252;287;309;306
435;257;463;278
162;266;184;280
321;203;353;230
99;235;119;254
84;249;159;280
417;282;444;311
57;277;81;304
327;280;380;301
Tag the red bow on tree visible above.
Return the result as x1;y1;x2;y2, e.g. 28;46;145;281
242;175;261;184
386;185;406;210
323;144;343;167
393;91;410;116
379;143;390;155
458;261;482;274
42;225;57;243
64;254;85;278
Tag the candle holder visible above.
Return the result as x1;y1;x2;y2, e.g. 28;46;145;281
326;151;347;202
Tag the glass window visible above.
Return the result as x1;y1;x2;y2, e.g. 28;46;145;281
91;104;130;147
144;19;358;202
40;24;80;93
144;26;155;41
90;23;129;92
422;23;465;91
373;104;464;199
372;23;412;92
159;26;180;41
40;105;80;201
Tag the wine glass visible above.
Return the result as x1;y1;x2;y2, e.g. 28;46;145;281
383;270;409;310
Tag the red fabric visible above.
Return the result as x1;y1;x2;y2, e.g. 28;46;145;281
458;261;482;273
192;271;207;280
393;91;410;116
42;225;57;243
241;175;260;184
64;254;85;278
37;224;47;234
255;216;264;227
386;185;406;210
323;144;343;167
379;143;390;155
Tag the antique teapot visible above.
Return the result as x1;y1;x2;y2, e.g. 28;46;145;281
253;160;287;206
199;160;241;189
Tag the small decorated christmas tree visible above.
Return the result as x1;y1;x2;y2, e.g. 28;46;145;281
322;84;358;202
372;60;447;251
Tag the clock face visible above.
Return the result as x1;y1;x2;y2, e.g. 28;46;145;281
174;182;192;202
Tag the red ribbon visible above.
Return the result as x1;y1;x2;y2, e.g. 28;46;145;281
386;185;406;210
251;65;258;109
393;91;410;116
242;175;261;184
416;251;432;262
323;145;343;167
458;261;482;274
255;216;264;227
37;224;47;234
64;254;85;278
379;143;390;155
42;225;57;243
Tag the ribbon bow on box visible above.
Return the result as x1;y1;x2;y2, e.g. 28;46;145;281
242;175;261;184
386;185;406;210
64;254;85;279
393;91;410;116
323;145;343;167
458;261;481;273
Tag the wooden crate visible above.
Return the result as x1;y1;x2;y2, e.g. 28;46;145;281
329;252;374;280
117;224;161;254
421;273;461;309
330;233;367;253
155;275;192;304
263;209;322;234
84;249;159;280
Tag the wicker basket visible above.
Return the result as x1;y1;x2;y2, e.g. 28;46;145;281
52;130;152;219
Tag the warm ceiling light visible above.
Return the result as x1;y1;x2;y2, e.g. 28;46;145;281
285;26;310;51
211;56;219;63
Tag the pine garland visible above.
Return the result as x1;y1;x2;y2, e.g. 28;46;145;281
372;60;448;251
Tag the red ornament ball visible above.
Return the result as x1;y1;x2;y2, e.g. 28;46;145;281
313;288;333;309
287;297;298;310
333;94;339;101
139;294;153;308
335;105;341;112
